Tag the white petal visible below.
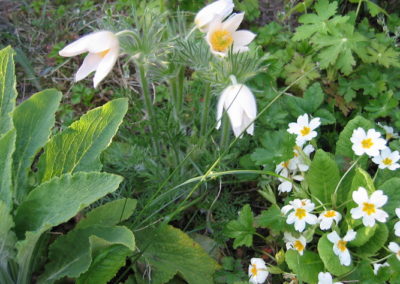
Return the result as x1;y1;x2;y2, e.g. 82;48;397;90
309;117;321;130
232;30;256;46
305;213;318;225
216;91;228;129
294;219;306;232
320;218;333;230
281;204;293;215
278;181;293;193
394;222;400;237
75;53;102;82
373;209;388;223
388;242;400;253
362;215;376;227
396;208;400;218
339;250;351;266
344;230;356;242
222;13;244;33
327;232;340;244
370;190;388;207
237;85;257;120
287;212;296;224
195;0;234;31
297;114;309;126
59;35;91;57
318;272;333;283
93;48;119;88
86;31;119;53
352;187;369;204
350;207;363;220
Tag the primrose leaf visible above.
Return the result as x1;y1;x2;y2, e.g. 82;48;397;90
225;204;255;248
285;250;323;284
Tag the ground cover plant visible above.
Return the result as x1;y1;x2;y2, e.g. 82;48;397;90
0;0;400;283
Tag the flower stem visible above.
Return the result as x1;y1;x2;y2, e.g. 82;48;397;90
200;83;211;137
355;0;363;19
220;114;231;149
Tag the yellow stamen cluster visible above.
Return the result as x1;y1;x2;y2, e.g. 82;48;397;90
361;138;373;149
294;240;304;252
324;210;337;218
382;158;393;165
362;202;376;215
337;240;347;252
295;208;307;220
97;49;110;58
251;265;258;276
300;126;311;136
210;29;233;52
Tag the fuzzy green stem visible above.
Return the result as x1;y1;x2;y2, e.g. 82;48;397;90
355;0;363;19
220;114;231;149
176;67;185;113
169;78;178;120
200;84;211;137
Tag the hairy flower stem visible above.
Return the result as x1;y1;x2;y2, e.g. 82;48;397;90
220;114;231;149
137;63;160;155
200;83;211;137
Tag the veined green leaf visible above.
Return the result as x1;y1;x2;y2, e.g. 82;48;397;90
224;204;255;248
135;225;219;284
14;172;123;238
12;89;62;202
0;46;17;136
37;98;128;182
0;129;15;207
285;250;323;284
0;201;16;267
355;223;388;256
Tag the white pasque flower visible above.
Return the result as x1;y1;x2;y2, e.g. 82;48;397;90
395;208;400;237
289;144;315;172
194;0;234;32
59;31;119;88
327;230;357;266
317;272;343;284
287;114;321;145
284;232;308;255
275;160;303;194
373;262;389;275
350;128;387;157
281;199;317;232
372;148;400;170
389;242;400;261
377;122;399;140
318;210;342;230
206;13;256;56
216;83;257;138
248;258;268;284
350;187;388;227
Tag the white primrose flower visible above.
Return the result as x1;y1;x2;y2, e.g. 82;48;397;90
194;0;234;32
350;187;388;227
281;199;318;232
59;31;119;88
287;114;321;145
289;144;315;172
248;258;268;284
216;82;257;138
389;242;400;261
395;208;400;237
317;272;343;284
372;148;400;170
318;210;342;230
275;161;303;194
206;13;256;56
350;128;387;157
373;262;389;275
284;232;308;255
327;230;357;266
377;122;399;140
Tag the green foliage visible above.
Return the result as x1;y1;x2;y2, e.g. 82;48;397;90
350;225;376;247
379;178;400;218
224;204;255;248
0;201;16;266
214;257;247;284
135;225;219;284
318;234;353;275
354;223;388;257
284;54;320;91
0;129;15;207
285;250;324;284
256;205;287;231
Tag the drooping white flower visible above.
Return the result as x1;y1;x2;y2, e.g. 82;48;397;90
194;0;234;32
216;82;257;138
206;13;256;56
248;258;268;284
317;272;343;284
59;31;119;88
289;144;315;172
395;208;400;237
318;210;342;230
284;232;308;255
350;128;387;157
275;161;303;194
350;187;388;227
287;114;321;145
327;230;357;266
377;122;399;140
372;148;400;170
389;242;400;261
373;262;389;275
281;199;318;232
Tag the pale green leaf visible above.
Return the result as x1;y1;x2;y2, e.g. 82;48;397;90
224;204;255;248
0;129;15;207
135;225;219;284
15;231;42;284
0;46;17;136
0;201;16;266
318;234;353;276
38;98;129;182
349;225;377;247
355;223;388;256
39;225;135;283
12;89;62;202
14;172;123;237
76;198;137;229
285;250;323;284
306;149;340;205
379;177;400;218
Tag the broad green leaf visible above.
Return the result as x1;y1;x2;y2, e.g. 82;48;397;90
12;89;62;202
135;225;219;284
306;149;340;205
38;98;129;182
77;243;132;284
379;177;400;218
388;255;400;283
318;234;353;275
335;116;374;158
0;46;17;136
345;260;379;284
285;82;325;116
285;250;323;284
347;168;375;212
0;129;15;207
224;204;255;248
355;223;388;256
76;198;137;230
256;205;288;232
15;231;42;284
14;172;123;237
39;225;135;283
349;225;376;247
0;201;16;266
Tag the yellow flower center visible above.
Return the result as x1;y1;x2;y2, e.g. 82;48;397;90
283;161;289;168
361;138;374;149
324;210;337;218
295;208;307;220
294;240;305;252
97;49;110;58
300;126;311;136
362;202;376;215
210;29;233;52
337;240;347;252
382;158;393;165
251;264;258;276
